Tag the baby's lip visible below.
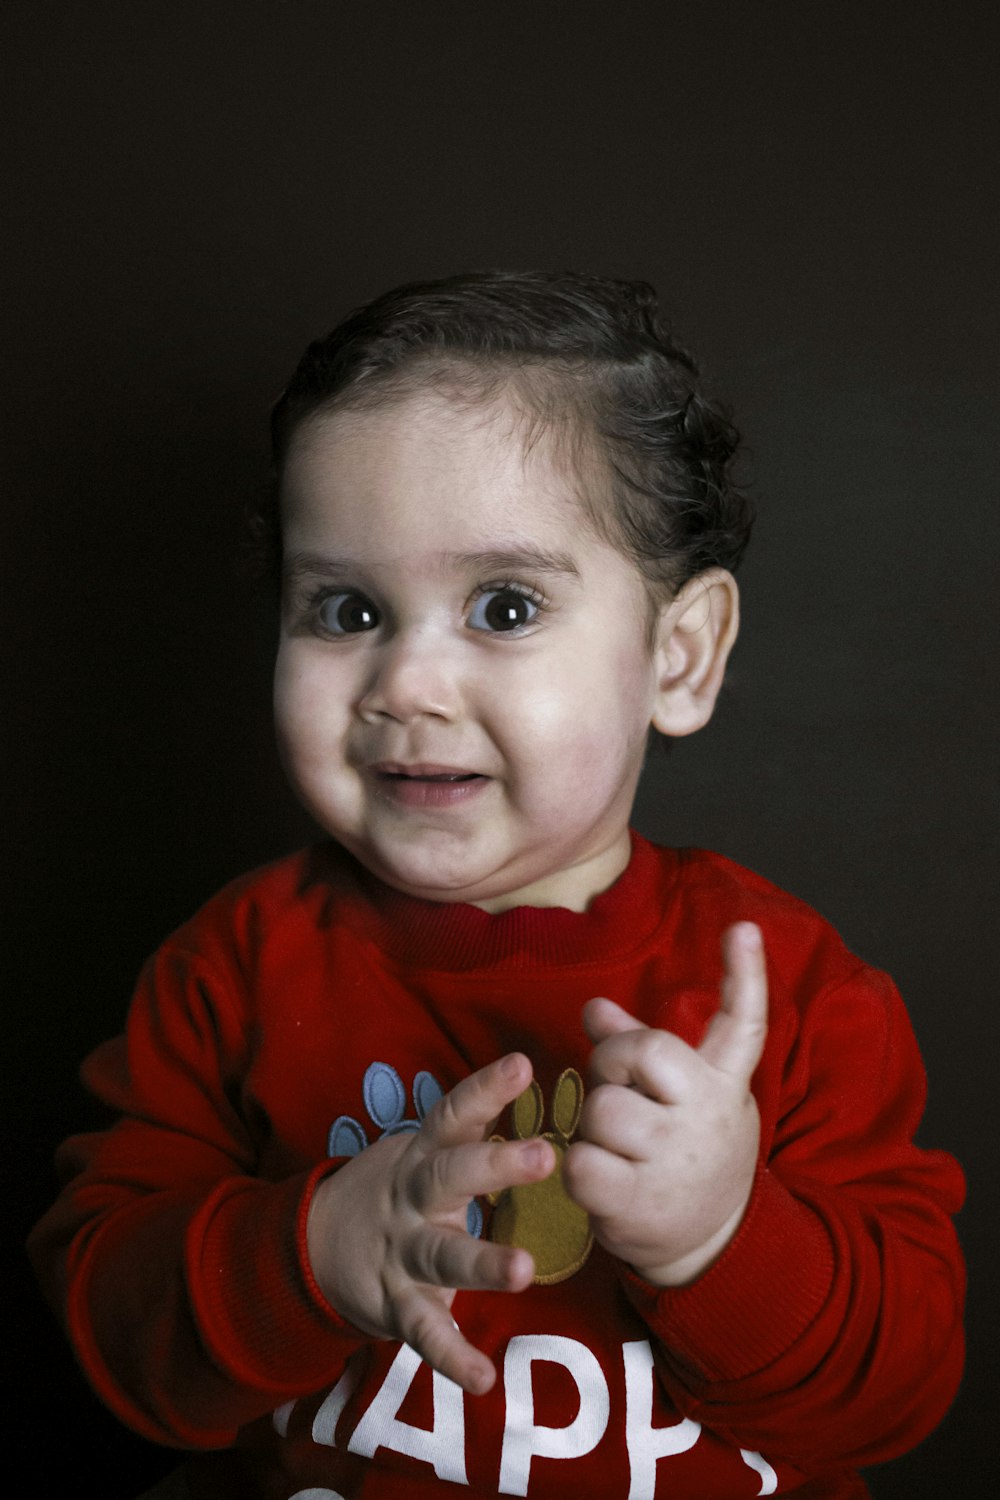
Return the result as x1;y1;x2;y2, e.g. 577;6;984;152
370;761;486;781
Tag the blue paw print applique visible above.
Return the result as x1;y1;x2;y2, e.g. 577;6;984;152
328;1062;484;1238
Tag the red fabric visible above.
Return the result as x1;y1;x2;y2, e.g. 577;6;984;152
28;834;964;1497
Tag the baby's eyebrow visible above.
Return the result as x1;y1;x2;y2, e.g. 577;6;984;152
282;551;353;585
454;547;581;580
282;546;582;584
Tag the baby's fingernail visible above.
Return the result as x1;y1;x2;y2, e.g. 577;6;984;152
501;1053;524;1080
522;1141;550;1172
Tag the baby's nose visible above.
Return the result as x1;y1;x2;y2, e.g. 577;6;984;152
357;631;460;723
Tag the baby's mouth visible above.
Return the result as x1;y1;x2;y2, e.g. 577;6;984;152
373;762;484;782
369;763;490;805
387;772;481;782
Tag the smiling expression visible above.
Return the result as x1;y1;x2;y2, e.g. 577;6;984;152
273;386;668;912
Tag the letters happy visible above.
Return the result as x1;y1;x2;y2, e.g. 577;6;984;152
275;1334;778;1498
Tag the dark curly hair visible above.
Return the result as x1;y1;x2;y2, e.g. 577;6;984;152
260;270;753;608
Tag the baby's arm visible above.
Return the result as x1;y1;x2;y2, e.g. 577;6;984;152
565;921;964;1474
307;1052;554;1394
28;946;353;1450
27;938;549;1447
563;922;766;1285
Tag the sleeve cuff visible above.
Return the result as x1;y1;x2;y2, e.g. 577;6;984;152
621;1166;836;1382
189;1160;371;1394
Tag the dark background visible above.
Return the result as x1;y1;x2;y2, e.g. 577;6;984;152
4;2;996;1494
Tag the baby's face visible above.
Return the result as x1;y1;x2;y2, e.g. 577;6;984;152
274;387;662;912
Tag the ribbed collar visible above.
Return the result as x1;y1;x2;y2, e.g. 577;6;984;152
320;831;679;972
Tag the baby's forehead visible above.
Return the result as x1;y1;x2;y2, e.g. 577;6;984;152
300;373;583;455
285;379;605;525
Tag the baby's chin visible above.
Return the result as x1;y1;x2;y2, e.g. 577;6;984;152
368;856;531;910
336;835;556;910
349;834;631;915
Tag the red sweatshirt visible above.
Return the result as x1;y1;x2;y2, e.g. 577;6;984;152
28;834;964;1498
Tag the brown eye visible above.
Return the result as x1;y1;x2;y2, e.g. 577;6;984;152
468;588;539;633
318;592;380;634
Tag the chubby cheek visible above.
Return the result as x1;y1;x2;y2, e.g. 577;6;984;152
500;653;653;813
273;648;353;792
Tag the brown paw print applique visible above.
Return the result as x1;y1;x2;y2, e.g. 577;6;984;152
486;1067;593;1284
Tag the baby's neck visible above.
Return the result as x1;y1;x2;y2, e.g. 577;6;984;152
472;831;633;915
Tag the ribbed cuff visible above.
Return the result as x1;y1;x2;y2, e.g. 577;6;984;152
189;1161;369;1394
622;1167;836;1382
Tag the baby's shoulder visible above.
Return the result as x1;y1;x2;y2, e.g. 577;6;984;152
674;846;831;916
669;846;888;1006
156;841;359;967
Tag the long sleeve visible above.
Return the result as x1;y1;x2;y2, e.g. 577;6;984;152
622;960;965;1475
27;937;367;1449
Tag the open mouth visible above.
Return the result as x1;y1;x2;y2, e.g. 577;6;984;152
373;763;484;782
370;763;489;805
383;771;482;783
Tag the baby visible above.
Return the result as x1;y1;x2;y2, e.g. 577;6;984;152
30;272;964;1500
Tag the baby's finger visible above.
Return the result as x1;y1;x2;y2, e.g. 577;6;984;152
586;1024;695;1102
395;1289;499;1395
562;1138;635;1217
421;1053;535;1150
698;922;769;1079
577;1082;667;1161
410;1136;555;1217
582;996;648;1044
404;1222;535;1295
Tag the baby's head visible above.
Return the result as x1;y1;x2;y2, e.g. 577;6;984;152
267;271;752;912
268;271;752;623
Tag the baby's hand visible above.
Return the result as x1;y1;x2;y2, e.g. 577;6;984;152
564;922;767;1287
307;1053;555;1394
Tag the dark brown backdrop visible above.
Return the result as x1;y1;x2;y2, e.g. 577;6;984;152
4;2;996;1493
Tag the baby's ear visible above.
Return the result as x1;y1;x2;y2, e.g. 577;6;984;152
650;569;739;737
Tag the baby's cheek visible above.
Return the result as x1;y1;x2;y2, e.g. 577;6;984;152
520;734;607;804
565;714;645;783
276;654;346;740
274;664;355;812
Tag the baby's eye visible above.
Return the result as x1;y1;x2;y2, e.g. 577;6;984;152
467;587;541;633
317;592;381;635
